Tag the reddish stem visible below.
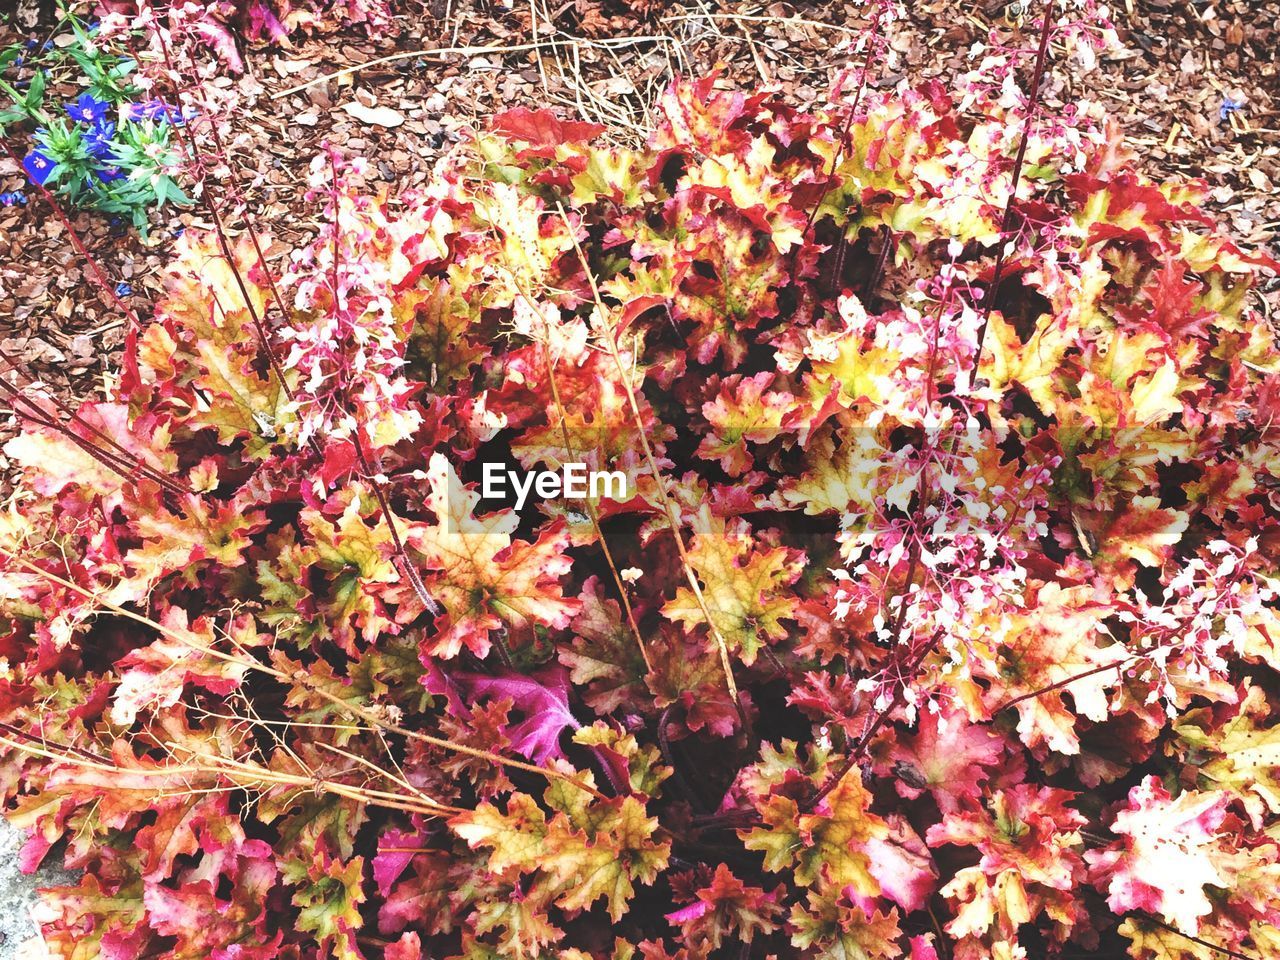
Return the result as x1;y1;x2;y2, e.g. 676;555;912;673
970;0;1058;370
0;719;108;765
351;433;441;617
991;629;1192;716
0;147;193;496
811;14;1068;790
809;634;938;811
795;4;888;258
148;29;298;411
322;153;439;617
0;140;144;333
0;379;151;488
152;26;302;404
807;240;963;810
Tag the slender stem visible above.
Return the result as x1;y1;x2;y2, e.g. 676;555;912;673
352;432;441;616
557;206;745;720
0;139;143;333
863;224;894;300
970;0;1058;370
808;264;959;809
991;633;1191;715
807;636;936;810
503;265;650;673
657;705;698;808
0;719;107;764
0;371;191;497
0;734;458;819
322;151;439;617
1138;915;1259;960
165;34;298;356
795;6;886;253
0;347;169;486
150;30;298;410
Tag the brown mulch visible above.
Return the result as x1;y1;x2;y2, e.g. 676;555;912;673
1;0;1277;475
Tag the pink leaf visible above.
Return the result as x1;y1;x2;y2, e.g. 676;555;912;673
385;932;423;960
426;664;581;763
865;814;938;912
374;827;423;897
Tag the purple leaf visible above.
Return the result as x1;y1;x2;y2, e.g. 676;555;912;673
466;665;581;763
374;826;423;897
427;663;581;763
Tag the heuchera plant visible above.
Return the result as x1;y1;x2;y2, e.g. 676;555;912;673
2;64;1279;960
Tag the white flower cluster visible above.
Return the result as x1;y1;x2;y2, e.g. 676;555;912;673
1119;538;1278;716
275;155;435;453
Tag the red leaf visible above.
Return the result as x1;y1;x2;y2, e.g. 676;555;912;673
491;107;606;149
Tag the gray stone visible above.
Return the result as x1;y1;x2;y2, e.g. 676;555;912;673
0;819;76;960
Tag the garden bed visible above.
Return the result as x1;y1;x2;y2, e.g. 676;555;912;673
0;3;1278;960
1;1;1276;462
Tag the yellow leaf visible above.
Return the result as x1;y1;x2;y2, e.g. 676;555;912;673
741;769;886;895
661;507;803;664
979;313;1073;416
1177;683;1280;820
1117;917;1216;960
410;454;577;659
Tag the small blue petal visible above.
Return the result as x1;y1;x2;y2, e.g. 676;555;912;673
22;150;55;186
84;121;118;159
64;93;110;126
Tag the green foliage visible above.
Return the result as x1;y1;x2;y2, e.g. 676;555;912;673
0;7;188;230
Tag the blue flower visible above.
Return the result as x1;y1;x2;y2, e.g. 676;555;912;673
1220;97;1244;122
97;165;125;183
65;93;110;125
0;191;27;206
22;149;55;186
125;99;187;125
115;282;133;298
84;121;117;159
